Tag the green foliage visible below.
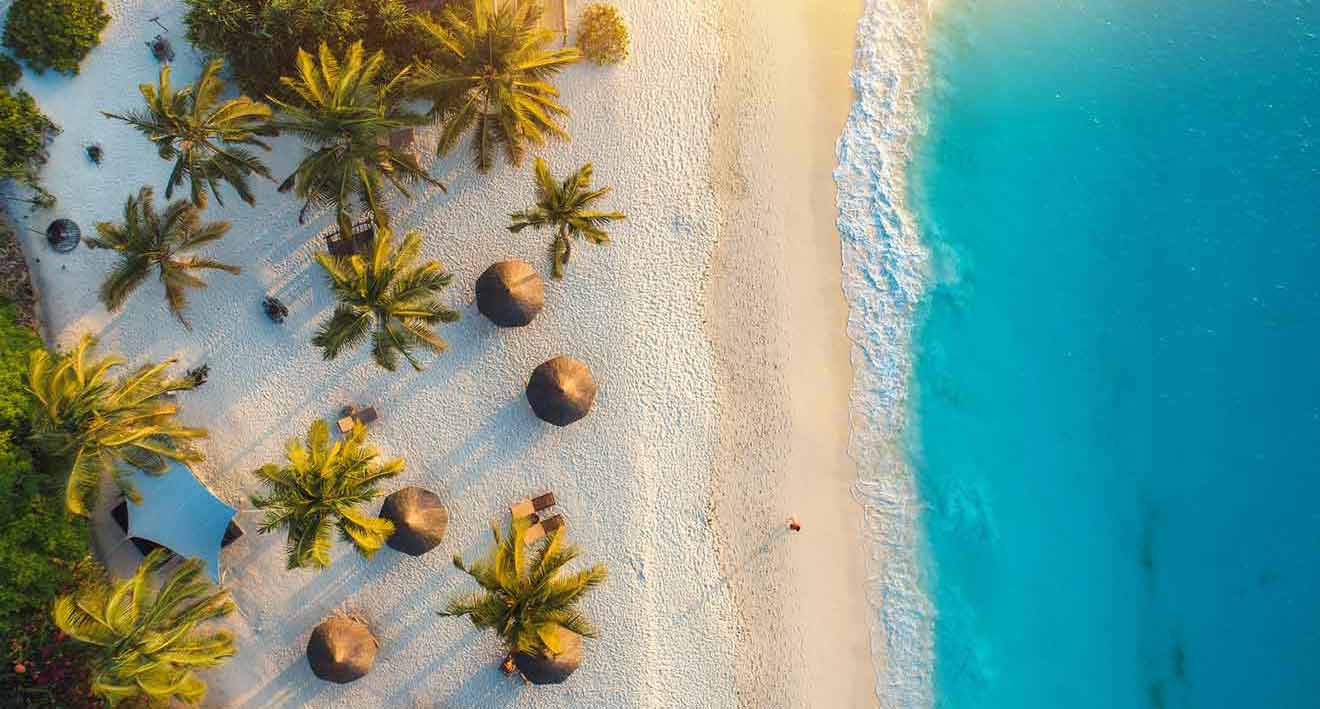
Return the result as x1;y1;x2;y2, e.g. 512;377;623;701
2;0;110;76
53;549;236;706
0;87;57;201
314;227;460;371
183;0;444;102
576;3;629;65
103;59;277;209
0;304;101;706
25;335;206;515
86;186;240;328
250;419;403;570
0;55;21;88
508;158;626;279
441;515;607;660
272;42;443;234
413;0;581;171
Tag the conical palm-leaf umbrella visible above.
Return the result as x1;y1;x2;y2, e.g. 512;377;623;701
307;617;377;684
475;260;544;327
514;627;582;685
379;486;448;556
526;356;596;426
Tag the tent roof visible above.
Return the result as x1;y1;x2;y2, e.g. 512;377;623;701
126;462;236;582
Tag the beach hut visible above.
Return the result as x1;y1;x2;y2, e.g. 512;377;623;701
45;219;80;253
307;617;378;684
379;486;448;557
121;461;237;582
475;260;544;327
525;356;596;426
513;628;582;684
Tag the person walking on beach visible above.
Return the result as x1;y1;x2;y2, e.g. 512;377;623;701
787;516;802;532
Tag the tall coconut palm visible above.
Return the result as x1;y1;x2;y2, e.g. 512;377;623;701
508;158;625;278
26;335;205;516
272;42;443;236
86;186;239;329
250;419;402;570
412;1;581;172
103;59;276;209
313;227;460;372
53;549;236;706
440;515;607;674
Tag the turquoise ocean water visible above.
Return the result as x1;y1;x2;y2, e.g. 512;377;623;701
906;1;1320;707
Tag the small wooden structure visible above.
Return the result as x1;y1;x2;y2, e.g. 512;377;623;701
324;217;376;257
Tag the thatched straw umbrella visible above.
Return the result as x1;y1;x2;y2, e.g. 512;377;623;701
514;628;582;685
379;486;448;556
45;219;80;253
476;260;544;327
307;618;377;684
525;356;596;426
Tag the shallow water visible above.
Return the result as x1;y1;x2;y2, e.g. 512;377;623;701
907;1;1320;707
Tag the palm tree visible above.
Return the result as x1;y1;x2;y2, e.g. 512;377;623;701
26;335;205;516
272;42;443;236
103;59;276;209
508;158;626;278
250;419;402;570
313;227;460;372
86;186;239;329
53;550;236;706
440;515;607;673
412;1;581;172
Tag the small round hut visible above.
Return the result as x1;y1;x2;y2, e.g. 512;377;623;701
475;260;544;327
379;486;448;557
306;617;377;684
525;356;597;426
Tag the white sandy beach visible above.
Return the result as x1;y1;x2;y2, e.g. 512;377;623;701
6;0;881;706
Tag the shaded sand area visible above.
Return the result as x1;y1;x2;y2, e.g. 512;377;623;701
9;0;878;706
709;0;878;707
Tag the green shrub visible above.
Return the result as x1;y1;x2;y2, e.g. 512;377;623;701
0;55;20;88
184;0;444;100
0;301;39;428
2;0;111;76
577;3;629;65
0;303;100;706
0;88;56;204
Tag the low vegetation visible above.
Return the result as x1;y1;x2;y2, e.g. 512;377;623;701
2;0;110;76
250;419;402;570
314;227;460;371
441;515;607;672
103;60;277;209
25;335;206;515
577;3;630;65
509;158;626;278
87;186;240;328
0;87;57;207
53;549;237;706
413;1;581;171
273;42;442;234
0;303;101;706
0;55;21;88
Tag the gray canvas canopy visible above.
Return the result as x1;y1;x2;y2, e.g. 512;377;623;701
125;461;236;582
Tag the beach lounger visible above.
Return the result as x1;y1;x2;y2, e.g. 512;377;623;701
510;491;556;519
337;405;380;433
323;219;376;257
524;514;566;544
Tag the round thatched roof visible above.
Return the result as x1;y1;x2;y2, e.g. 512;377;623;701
526;356;596;426
306;618;377;684
475;260;544;327
46;219;80;253
379;486;448;556
514;628;583;685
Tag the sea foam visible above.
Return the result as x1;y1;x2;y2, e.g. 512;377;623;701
834;1;936;706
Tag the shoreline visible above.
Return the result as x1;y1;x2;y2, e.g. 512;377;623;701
707;0;878;706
